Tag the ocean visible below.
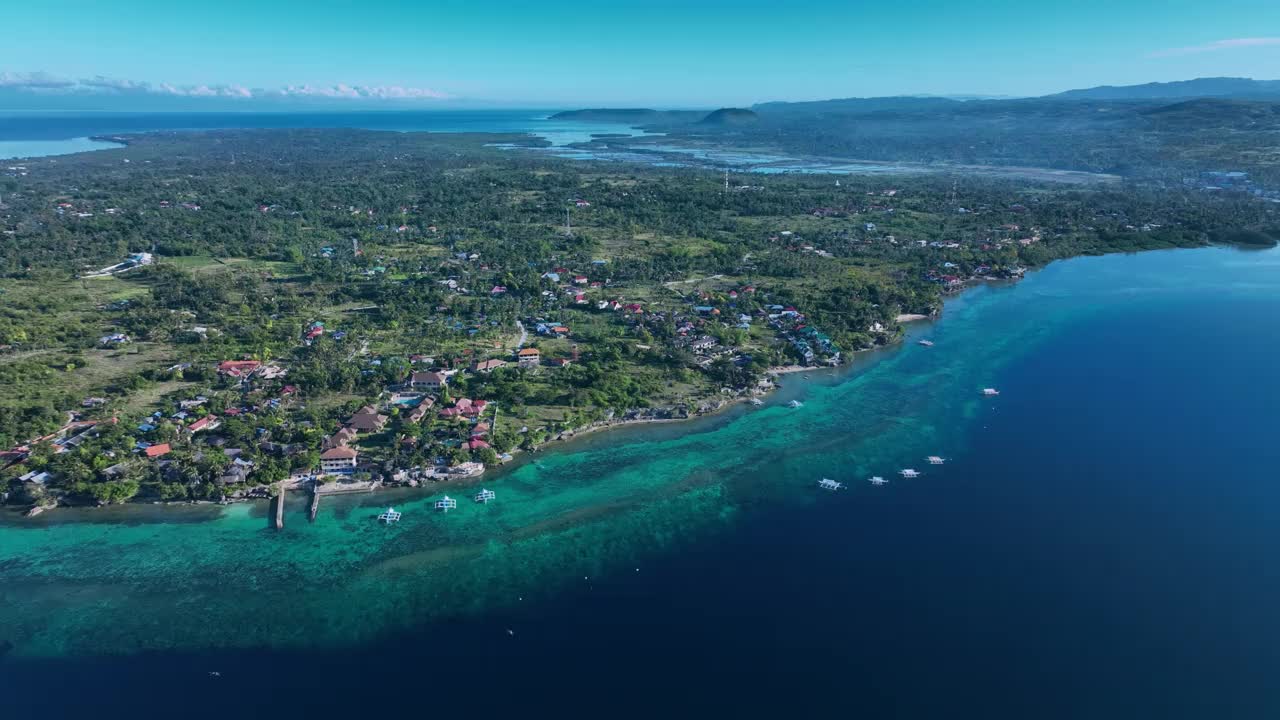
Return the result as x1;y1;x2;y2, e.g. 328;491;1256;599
0;110;649;159
2;245;1279;718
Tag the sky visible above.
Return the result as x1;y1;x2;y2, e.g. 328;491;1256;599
2;0;1279;108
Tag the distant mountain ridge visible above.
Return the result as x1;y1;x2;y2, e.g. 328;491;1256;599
1050;77;1280;101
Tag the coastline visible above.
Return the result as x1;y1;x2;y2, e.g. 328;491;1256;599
2;357;862;520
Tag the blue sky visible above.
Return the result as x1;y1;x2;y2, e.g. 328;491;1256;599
2;0;1279;107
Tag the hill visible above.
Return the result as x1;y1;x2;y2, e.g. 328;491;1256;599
699;108;759;125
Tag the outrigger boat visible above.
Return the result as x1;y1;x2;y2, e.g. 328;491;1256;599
818;478;844;491
435;496;457;512
749;398;764;406
982;388;1000;396
926;456;946;465
899;468;921;478
377;507;402;524
788;400;804;408
868;476;888;486
918;339;934;347
474;488;496;504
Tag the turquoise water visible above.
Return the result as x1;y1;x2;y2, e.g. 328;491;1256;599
3;245;1280;717
3;244;1275;657
0;110;648;159
0;136;125;160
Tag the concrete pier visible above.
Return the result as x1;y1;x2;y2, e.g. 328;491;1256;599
308;484;320;522
273;491;285;529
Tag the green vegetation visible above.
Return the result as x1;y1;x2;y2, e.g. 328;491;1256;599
1;128;1274;509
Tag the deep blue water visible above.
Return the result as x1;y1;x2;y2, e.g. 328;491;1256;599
3;248;1279;718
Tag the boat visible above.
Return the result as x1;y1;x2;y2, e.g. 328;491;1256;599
474;488;496;504
918;340;934;347
435;496;457;512
749;398;764;406
818;478;843;491
982;388;1000;396
926;456;945;465
377;507;402;523
788;400;804;408
899;468;921;478
868;476;888;486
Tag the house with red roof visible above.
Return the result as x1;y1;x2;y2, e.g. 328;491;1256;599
517;347;541;368
218;360;261;377
188;416;220;433
145;443;171;458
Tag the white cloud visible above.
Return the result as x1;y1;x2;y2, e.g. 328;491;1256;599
1149;37;1280;58
0;71;75;88
0;71;449;101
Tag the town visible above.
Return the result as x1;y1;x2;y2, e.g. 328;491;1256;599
0;129;1271;513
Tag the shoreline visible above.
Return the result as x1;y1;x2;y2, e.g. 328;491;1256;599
3;360;847;519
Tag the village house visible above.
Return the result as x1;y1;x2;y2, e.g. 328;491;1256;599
472;358;508;373
218;360;261;377
145;443;172;458
187;415;221;433
410;370;447;390
326;426;358;449
347;406;389;432
405;399;435;424
517;347;541;368
320;446;358;475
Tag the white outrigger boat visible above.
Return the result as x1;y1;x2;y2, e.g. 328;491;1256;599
435;496;457;512
918;339;934;347
788;400;804;408
899;468;921;478
982;388;1000;396
377;507;402;524
818;478;844;491
474;488;496;504
749;398;764;406
868;476;888;486
926;456;946;465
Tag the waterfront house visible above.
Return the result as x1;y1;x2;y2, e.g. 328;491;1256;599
320;447;358;475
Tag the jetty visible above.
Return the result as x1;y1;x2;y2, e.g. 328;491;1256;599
273;490;285;529
308;482;321;522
